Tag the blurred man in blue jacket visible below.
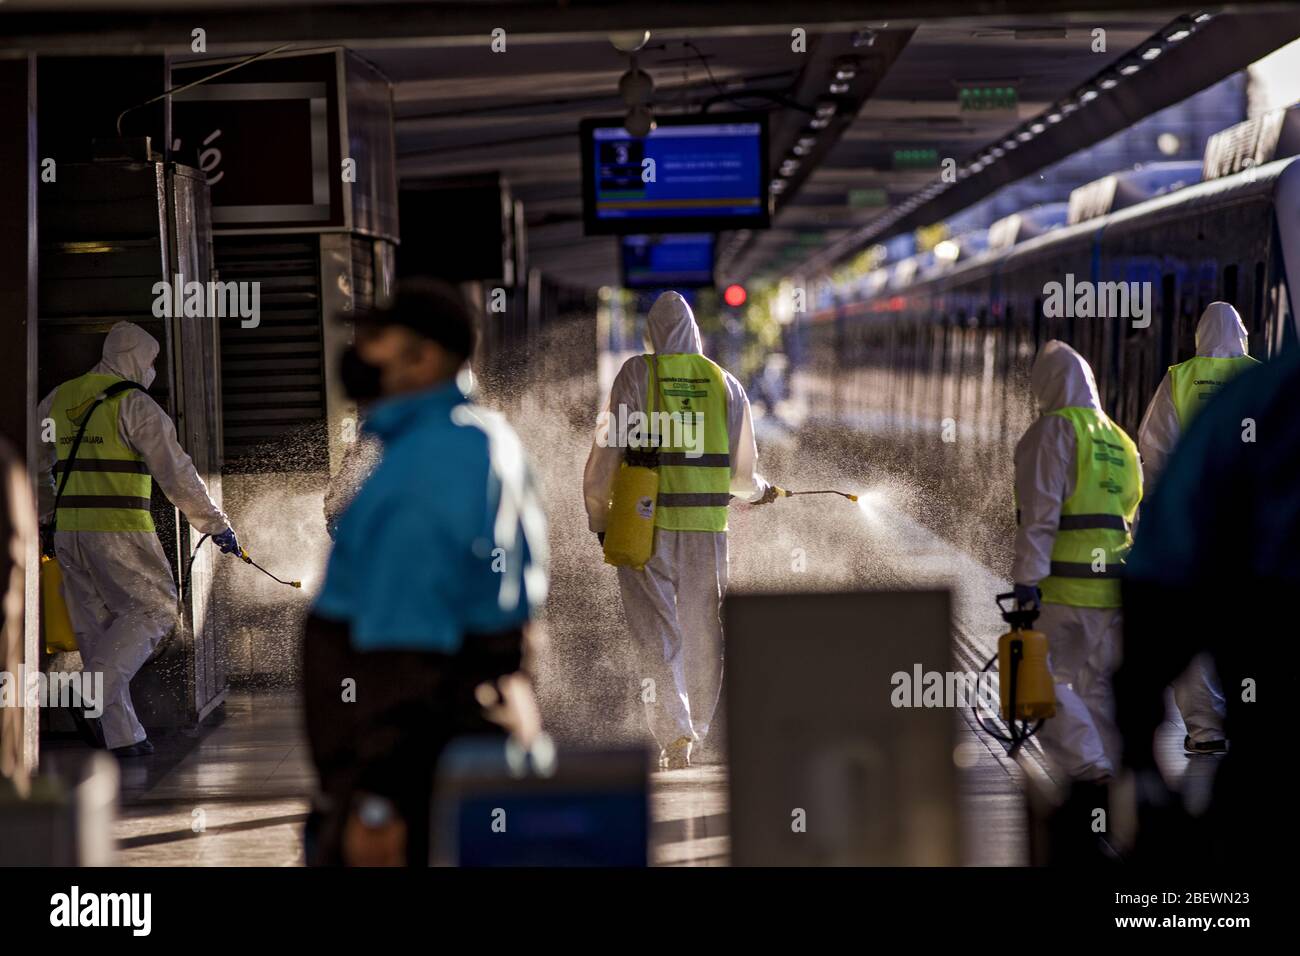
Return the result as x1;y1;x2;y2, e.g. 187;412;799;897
1117;343;1298;864
303;280;548;866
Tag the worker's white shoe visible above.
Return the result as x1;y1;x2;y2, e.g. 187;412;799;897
659;735;693;770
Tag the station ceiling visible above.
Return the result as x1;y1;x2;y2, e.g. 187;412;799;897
5;1;1300;290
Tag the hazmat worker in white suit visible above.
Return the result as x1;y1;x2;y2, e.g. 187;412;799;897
1012;340;1141;783
1137;301;1258;756
584;292;776;769
37;322;239;756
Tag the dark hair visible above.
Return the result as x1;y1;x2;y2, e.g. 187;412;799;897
351;277;477;359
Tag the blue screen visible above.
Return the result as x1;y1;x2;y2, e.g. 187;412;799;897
455;792;648;866
591;121;765;224
621;234;715;288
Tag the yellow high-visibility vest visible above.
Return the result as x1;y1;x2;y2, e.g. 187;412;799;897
1169;354;1259;429
51;373;153;532
1039;407;1140;608
646;353;731;532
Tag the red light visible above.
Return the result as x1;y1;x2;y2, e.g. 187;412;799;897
724;284;747;307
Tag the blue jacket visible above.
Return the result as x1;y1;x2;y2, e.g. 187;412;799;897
313;381;548;653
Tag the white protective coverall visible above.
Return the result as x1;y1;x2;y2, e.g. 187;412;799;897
583;292;770;751
1137;302;1249;746
37;322;231;749
1013;340;1132;782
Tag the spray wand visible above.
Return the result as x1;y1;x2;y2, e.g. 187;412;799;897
235;548;302;588
186;533;302;591
772;486;859;502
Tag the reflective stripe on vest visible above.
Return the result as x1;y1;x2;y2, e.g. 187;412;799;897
52;372;154;533
1039;407;1140;609
646;353;731;532
1168;355;1259;430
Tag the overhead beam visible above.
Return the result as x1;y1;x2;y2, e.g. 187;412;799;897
797;6;1300;277
0;1;1244;54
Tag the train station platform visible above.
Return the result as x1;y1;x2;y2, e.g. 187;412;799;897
69;430;1215;867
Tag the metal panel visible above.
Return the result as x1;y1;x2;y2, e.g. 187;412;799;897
725;589;959;866
214;235;328;470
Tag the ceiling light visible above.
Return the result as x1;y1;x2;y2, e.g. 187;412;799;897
770;179;787;193
1017;129;1033;142
1060;102;1079;115
1046;113;1062;124
829;81;851;94
1120;62;1142;76
1079;88;1099;103
991;146;1006;157
1193;13;1213;23
934;240;960;262
1030;122;1046;134
1166;28;1191;43
1099;76;1119;90
814;99;838;119
1003;139;1017;150
809;117;831;129
793;143;811;156
1141;45;1163;61
798;136;817;148
780;159;801;175
834;58;859;81
609;30;651;54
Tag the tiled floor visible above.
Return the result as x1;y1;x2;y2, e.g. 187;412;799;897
84;691;312;866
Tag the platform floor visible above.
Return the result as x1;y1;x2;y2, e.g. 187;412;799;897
88;687;1039;866
47;442;1216;866
87;687;1205;867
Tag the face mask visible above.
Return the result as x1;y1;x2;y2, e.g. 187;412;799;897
340;345;383;402
142;366;156;389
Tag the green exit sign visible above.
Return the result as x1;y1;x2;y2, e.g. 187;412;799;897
958;85;1018;112
893;148;938;170
849;188;888;208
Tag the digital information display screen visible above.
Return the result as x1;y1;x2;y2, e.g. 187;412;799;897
581;113;770;234
620;234;716;289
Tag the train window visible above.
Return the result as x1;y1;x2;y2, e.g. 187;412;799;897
1223;263;1238;309
1252;261;1266;349
1160;274;1176;365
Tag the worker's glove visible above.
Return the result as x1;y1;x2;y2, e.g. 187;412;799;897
213;527;242;556
595;531;606;547
753;485;780;506
1013;583;1041;610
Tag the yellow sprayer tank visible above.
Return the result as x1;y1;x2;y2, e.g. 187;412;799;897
40;554;78;653
602;463;659;570
998;625;1055;721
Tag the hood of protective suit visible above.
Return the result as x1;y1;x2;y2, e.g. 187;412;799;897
1030;339;1102;413
1195;301;1248;357
98;321;159;386
647;291;703;354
